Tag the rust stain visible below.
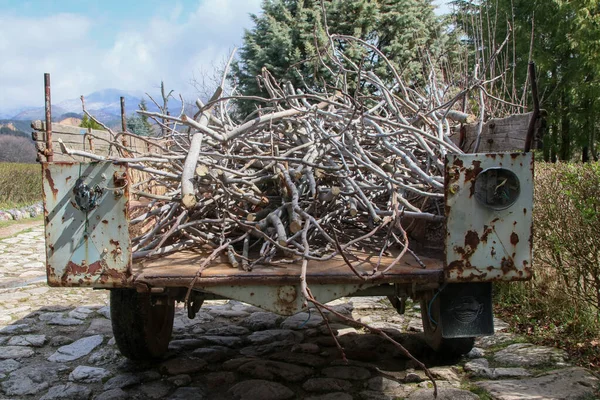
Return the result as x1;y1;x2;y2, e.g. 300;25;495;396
465;230;480;249
465;160;483;197
102;220;108;224
87;261;103;275
500;257;516;274
529;229;533;248
464;160;483;182
109;239;122;261
447;260;465;270
60;258;128;287
481;225;493;243
113;171;128;187
45;168;58;199
510;232;519;245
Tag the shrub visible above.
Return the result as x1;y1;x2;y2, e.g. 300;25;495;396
535;162;600;315
0;162;41;209
495;162;600;365
0;135;37;163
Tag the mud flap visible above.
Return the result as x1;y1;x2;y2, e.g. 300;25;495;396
439;283;494;338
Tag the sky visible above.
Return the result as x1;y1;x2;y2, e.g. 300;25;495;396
0;0;451;113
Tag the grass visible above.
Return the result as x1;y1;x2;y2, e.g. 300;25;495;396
0;215;43;239
481;336;529;355
0;162;41;209
462;383;493;400
0;214;43;229
494;283;600;369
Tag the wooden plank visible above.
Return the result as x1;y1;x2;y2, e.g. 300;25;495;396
32;120;112;140
452;112;534;153
133;249;443;286
32;120;165;158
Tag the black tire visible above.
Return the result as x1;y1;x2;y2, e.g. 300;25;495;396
110;289;175;361
420;291;475;357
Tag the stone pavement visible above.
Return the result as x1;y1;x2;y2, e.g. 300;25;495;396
0;224;598;400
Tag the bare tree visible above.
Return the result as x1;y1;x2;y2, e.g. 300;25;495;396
0;136;37;163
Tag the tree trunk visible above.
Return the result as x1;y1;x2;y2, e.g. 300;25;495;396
591;98;598;162
550;123;558;163
560;92;571;161
543;124;552;162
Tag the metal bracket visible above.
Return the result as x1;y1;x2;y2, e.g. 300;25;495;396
73;178;104;212
187;293;205;319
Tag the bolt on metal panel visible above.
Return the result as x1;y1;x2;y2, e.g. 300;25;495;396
42;162;131;287
445;153;533;282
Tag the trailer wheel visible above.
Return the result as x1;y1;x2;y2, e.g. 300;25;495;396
110;289;175;361
420;292;474;357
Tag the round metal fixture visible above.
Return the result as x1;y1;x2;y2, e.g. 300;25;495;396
474;168;520;210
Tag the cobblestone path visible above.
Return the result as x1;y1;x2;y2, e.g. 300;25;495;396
0;224;598;399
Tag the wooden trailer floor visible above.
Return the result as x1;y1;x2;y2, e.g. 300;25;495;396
132;250;444;287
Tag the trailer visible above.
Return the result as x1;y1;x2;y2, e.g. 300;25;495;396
36;74;534;361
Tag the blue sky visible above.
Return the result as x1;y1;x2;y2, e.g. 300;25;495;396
0;0;451;112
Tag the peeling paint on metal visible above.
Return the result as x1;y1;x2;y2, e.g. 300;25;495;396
44;167;58;199
42;162;132;288
444;153;533;282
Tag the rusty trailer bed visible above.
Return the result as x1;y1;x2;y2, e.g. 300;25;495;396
132;250;444;288
131;250;444;315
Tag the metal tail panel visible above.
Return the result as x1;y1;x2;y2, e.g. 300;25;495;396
444;153;533;282
42;162;131;287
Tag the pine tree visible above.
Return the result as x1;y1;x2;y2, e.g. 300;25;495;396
232;0;444;116
127;100;155;136
80;115;103;130
138;99;154;135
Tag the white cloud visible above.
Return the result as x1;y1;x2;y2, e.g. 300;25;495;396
0;0;262;112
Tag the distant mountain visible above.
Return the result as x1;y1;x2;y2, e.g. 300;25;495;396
0;119;31;141
7;89;183;126
56;88;151;116
0;119;31;133
12;105;68;121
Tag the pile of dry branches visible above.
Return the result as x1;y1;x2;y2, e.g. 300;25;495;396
61;36;480;273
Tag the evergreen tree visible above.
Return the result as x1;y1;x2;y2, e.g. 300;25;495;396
232;0;444;116
80;114;103;130
451;0;600;162
138;99;154;135
127;100;155;136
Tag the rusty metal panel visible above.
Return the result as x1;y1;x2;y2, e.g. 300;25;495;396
42;162;131;287
201;283;377;315
445;153;533;282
